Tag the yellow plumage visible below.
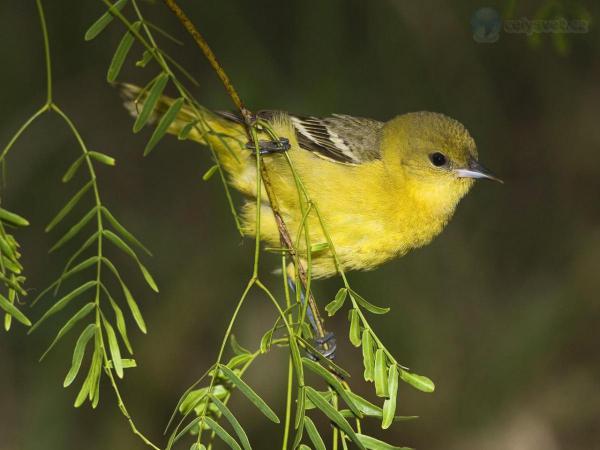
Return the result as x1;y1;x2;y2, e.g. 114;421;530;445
122;85;498;278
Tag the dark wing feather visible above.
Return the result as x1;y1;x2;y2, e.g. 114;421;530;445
216;110;384;165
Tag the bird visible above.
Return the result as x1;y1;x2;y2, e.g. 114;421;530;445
121;84;501;279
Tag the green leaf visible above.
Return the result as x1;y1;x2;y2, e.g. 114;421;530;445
219;364;280;424
349;309;361;347
53;231;99;296
0;293;30;326
289;335;304;385
30;281;97;333
4;288;16;331
178;120;198;140
292;403;306;449
0;208;29;227
296;336;351;379
89;151;116;166
32;256;98;307
84;0;128;41
171;416;204;444
73;377;90;407
88;341;103;405
302;358;362;418
291;398;306;449
107;358;136;369
230;334;251;356
134;73;169;133
345;391;383;418
62;156;84;183
304;387;365;450
49;207;96;253
259;328;273;354
101;207;152;256
400;370;435;393
226;353;253;369
4;233;19;249
144;20;184;46
304;416;326;450
294;387;305;429
204;417;242;450
103;229;158;292
121;281;147;334
4;310;12;331
298;446;311;450
103;318;123;378
356;434;413;450
202;164;218;181
64;323;96;387
310;242;329;253
211;395;252;450
374;349;389;398
144;97;184;156
303;389;333;410
350;290;390;315
108;295;133;354
45;180;93;232
0;255;22;275
40;302;95;361
382;365;398;429
179;388;209;415
325;288;347;317
0;236;17;263
106;21;141;82
0;272;25;296
340;409;418;422
135;49;153;68
362;330;375;382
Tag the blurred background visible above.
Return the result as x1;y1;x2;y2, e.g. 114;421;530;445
1;1;599;449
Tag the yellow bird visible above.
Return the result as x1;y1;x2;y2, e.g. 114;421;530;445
122;85;501;279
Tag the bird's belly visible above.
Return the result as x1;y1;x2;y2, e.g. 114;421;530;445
308;209;447;278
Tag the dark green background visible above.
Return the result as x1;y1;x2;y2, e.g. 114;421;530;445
1;1;599;449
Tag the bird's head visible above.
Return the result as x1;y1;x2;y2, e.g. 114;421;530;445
380;111;501;215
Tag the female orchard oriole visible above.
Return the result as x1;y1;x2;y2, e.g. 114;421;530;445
122;84;501;279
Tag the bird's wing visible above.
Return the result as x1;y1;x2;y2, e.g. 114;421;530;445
217;110;384;165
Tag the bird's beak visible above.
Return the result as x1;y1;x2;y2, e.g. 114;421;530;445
455;158;503;183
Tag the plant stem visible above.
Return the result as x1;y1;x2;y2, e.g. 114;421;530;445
161;0;250;123
105;365;162;450
281;254;294;450
192;277;255;447
35;0;52;104
160;0;331;347
0;106;48;163
38;4;161;444
282;356;293;450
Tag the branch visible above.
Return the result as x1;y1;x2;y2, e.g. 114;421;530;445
161;0;250;124
161;0;330;345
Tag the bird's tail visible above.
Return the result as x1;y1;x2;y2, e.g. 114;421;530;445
119;83;250;179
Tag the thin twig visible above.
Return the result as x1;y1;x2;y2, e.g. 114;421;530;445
161;0;250;124
161;0;330;346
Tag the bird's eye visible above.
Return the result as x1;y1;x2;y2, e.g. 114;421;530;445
429;152;447;167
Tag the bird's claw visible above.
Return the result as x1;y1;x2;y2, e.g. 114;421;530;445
307;332;337;361
286;277;336;360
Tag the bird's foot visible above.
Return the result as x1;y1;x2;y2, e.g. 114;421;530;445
246;137;290;155
307;332;337;360
287;277;336;360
